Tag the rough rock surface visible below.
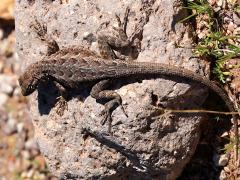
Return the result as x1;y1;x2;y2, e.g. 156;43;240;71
15;0;209;179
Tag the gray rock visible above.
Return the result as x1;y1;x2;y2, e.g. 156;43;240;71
15;0;208;179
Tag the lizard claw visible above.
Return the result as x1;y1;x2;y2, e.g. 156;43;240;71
120;105;128;118
55;96;68;116
100;105;127;135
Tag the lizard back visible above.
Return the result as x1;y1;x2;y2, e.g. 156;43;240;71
19;48;236;114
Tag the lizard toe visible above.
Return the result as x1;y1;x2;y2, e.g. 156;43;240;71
55;97;68;116
100;110;110;125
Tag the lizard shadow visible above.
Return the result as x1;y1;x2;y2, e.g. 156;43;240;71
37;81;94;115
37;74;231;117
80;128;170;178
37;82;58;115
114;74;232;112
36;75;232;178
36;75;199;115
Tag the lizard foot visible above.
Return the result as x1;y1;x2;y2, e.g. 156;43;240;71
55;96;68;116
100;110;111;126
30;19;59;56
100;105;127;134
100;110;113;134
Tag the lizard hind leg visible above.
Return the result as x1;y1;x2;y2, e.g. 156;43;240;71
114;6;130;36
90;79;128;133
97;7;130;60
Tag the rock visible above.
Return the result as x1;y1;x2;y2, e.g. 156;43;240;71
218;154;229;166
34;155;46;169
25;138;39;151
0;31;16;58
233;12;240;26
226;0;238;4
0;0;14;20
21;150;31;160
15;0;207;179
219;170;227;180
33;173;46;180
16;131;27;151
227;21;235;32
0;29;3;39
217;0;223;6
0;61;4;73
4;118;17;135
0;93;8;106
213;154;229;167
0;142;8;149
26;169;34;178
208;0;216;5
0;107;8;122
17;122;24;133
223;166;230;173
13;86;22;96
0;75;17;95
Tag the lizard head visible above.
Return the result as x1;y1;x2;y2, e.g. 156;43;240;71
18;70;39;96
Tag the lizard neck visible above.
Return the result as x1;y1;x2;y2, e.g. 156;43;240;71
31;61;50;81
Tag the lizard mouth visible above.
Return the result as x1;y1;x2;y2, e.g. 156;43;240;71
21;89;28;96
18;78;28;96
20;87;28;96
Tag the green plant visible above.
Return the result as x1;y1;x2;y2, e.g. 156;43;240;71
234;4;240;13
179;0;214;25
223;136;240;155
180;0;240;82
194;32;240;82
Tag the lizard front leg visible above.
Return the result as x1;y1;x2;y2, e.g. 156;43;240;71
90;79;127;133
54;82;68;116
30;19;59;56
31;20;69;116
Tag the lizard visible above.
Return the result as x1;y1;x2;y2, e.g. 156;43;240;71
18;7;239;162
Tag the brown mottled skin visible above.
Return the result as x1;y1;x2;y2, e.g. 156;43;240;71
18;7;239;162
